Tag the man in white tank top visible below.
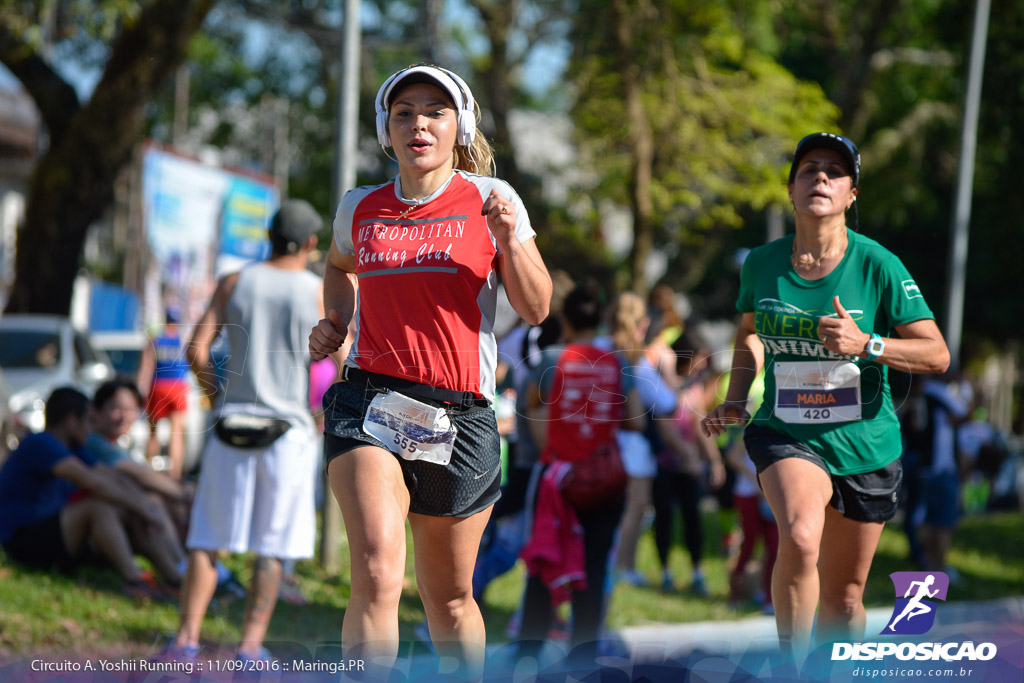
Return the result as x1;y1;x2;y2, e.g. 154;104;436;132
165;200;327;665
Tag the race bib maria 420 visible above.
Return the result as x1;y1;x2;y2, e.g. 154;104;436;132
773;360;862;424
362;390;457;465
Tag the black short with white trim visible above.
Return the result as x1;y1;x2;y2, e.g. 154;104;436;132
323;371;501;518
743;423;902;523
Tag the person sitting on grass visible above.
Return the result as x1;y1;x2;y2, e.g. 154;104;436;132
88;377;195;543
87;376;244;598
0;386;173;599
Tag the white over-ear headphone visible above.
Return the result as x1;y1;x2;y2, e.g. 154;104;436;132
374;65;477;148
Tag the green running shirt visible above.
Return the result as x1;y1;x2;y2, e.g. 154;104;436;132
736;229;934;475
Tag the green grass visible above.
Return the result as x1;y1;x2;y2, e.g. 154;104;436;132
1;511;1021;661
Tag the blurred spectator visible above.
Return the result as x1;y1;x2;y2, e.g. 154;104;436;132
137;306;190;477
599;292;678;587
652;329;725;594
88;377;194;539
0;387;173;599
902;375;970;573
308;357;339;432
89;377;245;600
954;403;1011;509
169;199;324;663
276;355;341;607
472;271;573;606
646;284;685;347
726;439;778;613
517;283;646;664
644;284;686;386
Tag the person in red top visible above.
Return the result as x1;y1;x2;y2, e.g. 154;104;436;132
309;64;551;677
518;284;646;665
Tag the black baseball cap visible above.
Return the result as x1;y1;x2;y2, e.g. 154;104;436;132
268;199;321;249
788;133;860;186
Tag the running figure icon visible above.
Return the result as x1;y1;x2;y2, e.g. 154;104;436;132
887;574;940;632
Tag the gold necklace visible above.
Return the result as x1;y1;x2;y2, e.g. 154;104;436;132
398;195;429;220
791;232;847;271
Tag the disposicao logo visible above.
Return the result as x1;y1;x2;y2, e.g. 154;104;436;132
902;279;923;299
884;571;948;635
831;571;998;662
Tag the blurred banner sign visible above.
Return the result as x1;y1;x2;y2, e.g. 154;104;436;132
141;144;278;325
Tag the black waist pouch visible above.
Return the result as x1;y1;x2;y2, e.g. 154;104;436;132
214;414;291;449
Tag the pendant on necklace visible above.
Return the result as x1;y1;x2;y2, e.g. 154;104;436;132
791;235;846;272
398;204;415;220
793;253;820;271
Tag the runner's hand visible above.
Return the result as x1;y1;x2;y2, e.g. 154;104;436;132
817;296;870;356
701;401;751;438
309;309;346;361
481;189;516;246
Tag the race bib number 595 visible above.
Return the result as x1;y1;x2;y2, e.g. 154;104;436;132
774;360;862;424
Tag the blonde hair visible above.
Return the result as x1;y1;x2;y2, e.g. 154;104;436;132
611;292;647;364
454;107;495;176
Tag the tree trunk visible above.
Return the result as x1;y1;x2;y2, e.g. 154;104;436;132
2;0;217;315
612;0;655;296
469;0;523;189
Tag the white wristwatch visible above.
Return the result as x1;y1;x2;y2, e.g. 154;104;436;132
866;333;885;360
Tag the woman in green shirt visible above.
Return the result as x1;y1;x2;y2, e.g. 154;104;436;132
702;133;950;661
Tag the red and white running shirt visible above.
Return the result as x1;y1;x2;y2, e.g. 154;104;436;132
333;171;536;401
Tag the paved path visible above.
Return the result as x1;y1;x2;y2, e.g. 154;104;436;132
461;597;1024;681
616;596;1024;659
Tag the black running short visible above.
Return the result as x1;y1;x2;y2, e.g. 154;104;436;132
323;375;501;518
744;423;902;523
2;513;77;571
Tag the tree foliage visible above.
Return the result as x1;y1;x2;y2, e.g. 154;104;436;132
568;0;838;294
3;0;1019;349
1;0;216;315
143;6;337;210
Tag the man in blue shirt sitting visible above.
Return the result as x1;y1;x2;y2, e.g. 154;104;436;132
0;386;167;598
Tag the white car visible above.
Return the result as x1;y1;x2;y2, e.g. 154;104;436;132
0;314;114;450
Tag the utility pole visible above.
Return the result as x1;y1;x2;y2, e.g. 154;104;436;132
173;65;190;149
944;0;990;372
334;0;361;206
274;98;290;197
320;0;361;576
766;206;784;243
